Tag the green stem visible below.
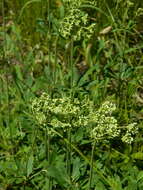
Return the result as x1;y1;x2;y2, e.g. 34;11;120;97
51;128;112;187
2;0;6;58
70;39;74;92
88;141;96;190
66;39;74;189
45;127;51;190
80;4;109;20
47;0;52;187
68;128;72;178
66;127;72;190
53;36;58;89
2;0;12;150
48;131;52;190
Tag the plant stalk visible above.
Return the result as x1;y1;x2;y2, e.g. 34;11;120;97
45;127;52;190
88;141;96;190
51;128;112;187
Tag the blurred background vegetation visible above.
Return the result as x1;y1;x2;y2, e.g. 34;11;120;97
1;0;143;189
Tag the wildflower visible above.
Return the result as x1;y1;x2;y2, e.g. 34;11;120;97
121;123;138;144
31;93;138;144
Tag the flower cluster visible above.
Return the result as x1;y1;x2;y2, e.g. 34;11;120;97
136;8;143;17
87;101;120;142
32;93;139;144
59;0;96;41
121;123;138;144
32;93;81;129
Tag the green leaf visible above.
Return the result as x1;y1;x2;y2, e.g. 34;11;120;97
14;65;23;81
72;157;81;181
131;152;143;160
137;171;143;182
47;165;70;188
27;155;34;177
19;0;41;22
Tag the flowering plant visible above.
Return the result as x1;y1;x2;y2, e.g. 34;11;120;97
32;93;138;144
59;0;97;41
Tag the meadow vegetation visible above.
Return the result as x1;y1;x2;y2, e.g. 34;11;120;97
1;0;143;189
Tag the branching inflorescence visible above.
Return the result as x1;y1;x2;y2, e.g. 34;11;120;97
32;93;138;144
59;0;97;41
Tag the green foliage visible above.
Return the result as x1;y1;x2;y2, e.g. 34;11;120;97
1;0;143;189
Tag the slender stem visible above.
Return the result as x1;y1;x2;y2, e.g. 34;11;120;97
66;127;72;190
70;39;73;88
45;127;51;190
65;39;74;190
2;0;11;143
88;141;96;190
53;36;58;87
70;39;74;188
41;0;43;17
48;131;51;190
2;0;6;58
48;132;50;164
51;128;112;187
47;1;52;188
70;39;74;98
68;128;72;177
45;127;48;160
46;0;51;43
